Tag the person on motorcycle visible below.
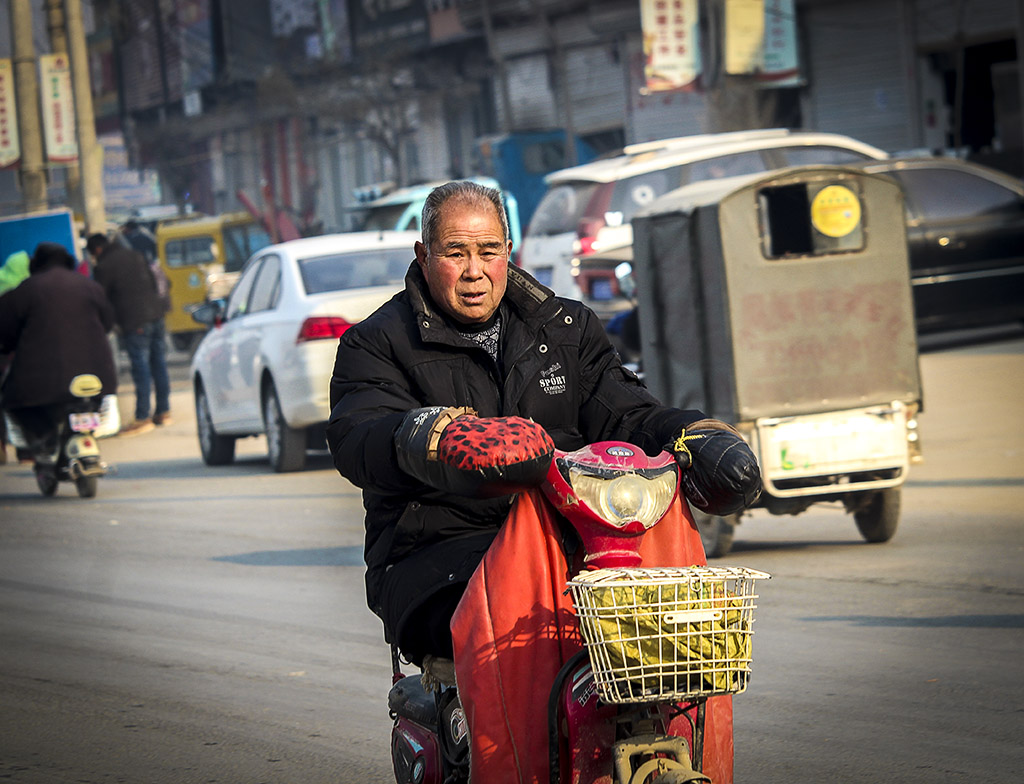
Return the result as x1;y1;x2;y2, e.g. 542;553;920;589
0;242;118;462
326;180;761;671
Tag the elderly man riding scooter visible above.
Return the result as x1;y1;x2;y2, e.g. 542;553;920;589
327;180;761;783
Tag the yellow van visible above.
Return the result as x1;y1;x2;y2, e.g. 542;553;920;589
156;212;271;350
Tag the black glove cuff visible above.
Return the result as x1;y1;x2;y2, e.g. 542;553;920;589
675;428;762;516
394;406;479;493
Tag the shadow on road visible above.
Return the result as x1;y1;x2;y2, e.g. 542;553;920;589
105;451;336;480
917;323;1024;353
803;613;1024;628
213;545;365;566
727;538;863;555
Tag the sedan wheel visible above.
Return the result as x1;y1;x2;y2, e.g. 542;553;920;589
263;383;306;472
195;383;236;466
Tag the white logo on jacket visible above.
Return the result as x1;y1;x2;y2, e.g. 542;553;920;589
539;364;566;395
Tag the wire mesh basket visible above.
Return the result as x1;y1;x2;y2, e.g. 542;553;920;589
567;565;770;704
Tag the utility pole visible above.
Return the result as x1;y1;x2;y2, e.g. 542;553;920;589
702;0;775;132
480;0;512;133
530;1;578;166
65;0;106;234
11;0;48;212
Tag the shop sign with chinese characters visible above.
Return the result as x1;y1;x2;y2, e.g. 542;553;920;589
39;53;78;164
640;0;701;92
0;59;20;168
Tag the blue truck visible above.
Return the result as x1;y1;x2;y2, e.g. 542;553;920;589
473;130;598;229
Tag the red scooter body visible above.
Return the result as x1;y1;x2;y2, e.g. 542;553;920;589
450;443;735;784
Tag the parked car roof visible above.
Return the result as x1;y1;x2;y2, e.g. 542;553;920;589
360;176;504;208
252;230;419;259
543;130;890;186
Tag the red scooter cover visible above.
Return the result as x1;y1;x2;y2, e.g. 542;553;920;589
451;489;734;784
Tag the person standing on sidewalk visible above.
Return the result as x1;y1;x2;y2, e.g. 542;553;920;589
87;233;171;436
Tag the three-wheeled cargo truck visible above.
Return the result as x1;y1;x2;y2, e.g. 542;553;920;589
631;165;923;556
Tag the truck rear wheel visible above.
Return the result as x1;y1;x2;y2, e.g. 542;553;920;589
691;507;737;558
853;488;901;543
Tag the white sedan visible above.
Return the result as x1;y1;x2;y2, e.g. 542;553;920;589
189;231;419;471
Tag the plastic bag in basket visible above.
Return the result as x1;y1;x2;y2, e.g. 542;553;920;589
587;581;750;694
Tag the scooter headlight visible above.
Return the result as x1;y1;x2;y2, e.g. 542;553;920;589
569;466;678;528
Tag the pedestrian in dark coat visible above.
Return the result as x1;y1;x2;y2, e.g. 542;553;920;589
327;181;761;666
0;243;117;446
88;233;172;434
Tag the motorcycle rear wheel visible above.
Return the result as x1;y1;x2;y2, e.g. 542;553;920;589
75;474;98;498
35;466;58;496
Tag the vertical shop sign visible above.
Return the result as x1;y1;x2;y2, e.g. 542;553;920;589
39;54;79;164
724;0;765;75
0;59;20;168
639;0;701;92
758;0;800;86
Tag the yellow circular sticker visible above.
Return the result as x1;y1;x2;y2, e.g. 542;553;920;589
810;185;861;238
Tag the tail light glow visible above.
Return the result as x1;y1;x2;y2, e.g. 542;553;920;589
297;316;354;343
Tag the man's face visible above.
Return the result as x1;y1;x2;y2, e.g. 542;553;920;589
415;199;511;325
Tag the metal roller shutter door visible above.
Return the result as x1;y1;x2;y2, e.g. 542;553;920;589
802;0;914;152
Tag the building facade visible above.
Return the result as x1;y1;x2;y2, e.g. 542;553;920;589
1;0;1021;227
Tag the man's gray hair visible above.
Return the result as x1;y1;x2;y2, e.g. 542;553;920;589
421;181;510;252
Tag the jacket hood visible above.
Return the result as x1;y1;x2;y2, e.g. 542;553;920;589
0;250;31;295
30;242;77;274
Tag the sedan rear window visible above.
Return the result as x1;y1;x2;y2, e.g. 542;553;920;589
528;182;600;236
300;248;412;295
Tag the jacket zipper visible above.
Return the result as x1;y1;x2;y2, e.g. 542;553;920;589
500;305;565;412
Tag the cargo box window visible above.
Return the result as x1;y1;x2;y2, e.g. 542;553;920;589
758;181;864;259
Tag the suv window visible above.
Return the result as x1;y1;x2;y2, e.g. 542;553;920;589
685;151;767;182
892;168;1021;221
776;146;877;166
528;182;600;236
607;167;686;224
363;204;415;231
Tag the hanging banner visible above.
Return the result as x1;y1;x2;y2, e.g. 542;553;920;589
724;0;765;75
758;0;800;86
639;0;701;93
0;59;20;168
39;53;79;164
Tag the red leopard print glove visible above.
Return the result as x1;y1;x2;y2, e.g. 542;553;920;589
436;416;554;496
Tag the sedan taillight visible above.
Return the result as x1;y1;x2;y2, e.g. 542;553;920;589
297;316;353;343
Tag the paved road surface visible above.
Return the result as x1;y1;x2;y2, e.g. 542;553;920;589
1;328;1021;783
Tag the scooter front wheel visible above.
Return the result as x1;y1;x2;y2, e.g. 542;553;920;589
35;466;58;496
75;474;98;498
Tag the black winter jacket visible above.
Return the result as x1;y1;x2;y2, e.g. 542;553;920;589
0;267;117;409
327;262;705;618
93;244;163;334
